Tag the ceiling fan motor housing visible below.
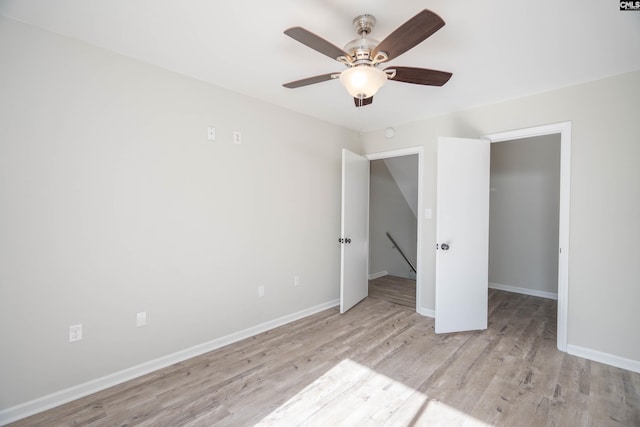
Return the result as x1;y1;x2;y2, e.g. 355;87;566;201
344;37;379;62
349;14;377;63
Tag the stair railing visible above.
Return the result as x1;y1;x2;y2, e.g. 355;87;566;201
385;232;417;273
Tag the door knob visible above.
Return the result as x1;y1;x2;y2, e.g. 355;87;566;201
440;243;450;251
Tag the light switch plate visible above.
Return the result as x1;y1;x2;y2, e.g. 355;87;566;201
136;312;147;327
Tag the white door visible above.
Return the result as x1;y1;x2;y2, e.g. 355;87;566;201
340;149;370;313
435;137;490;333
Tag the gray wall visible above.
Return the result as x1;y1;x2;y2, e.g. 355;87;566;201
369;158;417;279
489;135;561;295
362;70;640;364
0;17;361;410
384;156;419;217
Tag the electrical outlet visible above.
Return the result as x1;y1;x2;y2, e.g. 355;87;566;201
233;130;242;144
294;276;300;287
69;324;82;342
136;311;147;327
207;127;216;141
258;285;265;297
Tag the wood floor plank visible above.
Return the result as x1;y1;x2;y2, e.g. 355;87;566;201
623;370;640;426
9;290;640;427
368;275;416;308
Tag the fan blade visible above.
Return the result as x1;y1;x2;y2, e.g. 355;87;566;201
354;97;373;107
284;27;349;61
283;73;337;89
386;67;452;86
372;10;445;63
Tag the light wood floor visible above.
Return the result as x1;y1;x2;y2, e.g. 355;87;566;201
11;290;640;426
368;275;416;308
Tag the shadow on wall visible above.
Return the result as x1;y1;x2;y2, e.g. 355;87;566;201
369;156;418;279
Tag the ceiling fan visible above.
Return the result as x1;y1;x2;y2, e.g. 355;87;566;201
283;9;452;107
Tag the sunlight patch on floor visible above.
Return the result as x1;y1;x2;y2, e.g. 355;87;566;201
418;399;493;426
255;358;493;426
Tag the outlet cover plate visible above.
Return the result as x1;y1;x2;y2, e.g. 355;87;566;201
69;324;82;342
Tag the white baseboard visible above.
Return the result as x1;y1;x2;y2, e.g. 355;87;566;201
418;307;435;318
567;344;640;374
368;271;388;280
489;282;558;300
0;299;340;426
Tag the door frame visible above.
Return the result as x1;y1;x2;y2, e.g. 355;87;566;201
366;146;424;314
485;121;571;352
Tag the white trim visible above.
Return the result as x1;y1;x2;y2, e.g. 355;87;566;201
485;121;571;353
418;307;435;318
0;299;339;426
368;271;388;280
489;282;557;300
366;146;424;316
366;146;423;161
567;345;640;374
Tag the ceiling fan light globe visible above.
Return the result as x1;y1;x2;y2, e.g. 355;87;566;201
339;66;387;99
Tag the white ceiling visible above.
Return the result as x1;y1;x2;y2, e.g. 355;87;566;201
2;0;639;132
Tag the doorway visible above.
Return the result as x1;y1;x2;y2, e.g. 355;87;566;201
366;147;424;313
489;135;561;299
486;122;571;352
